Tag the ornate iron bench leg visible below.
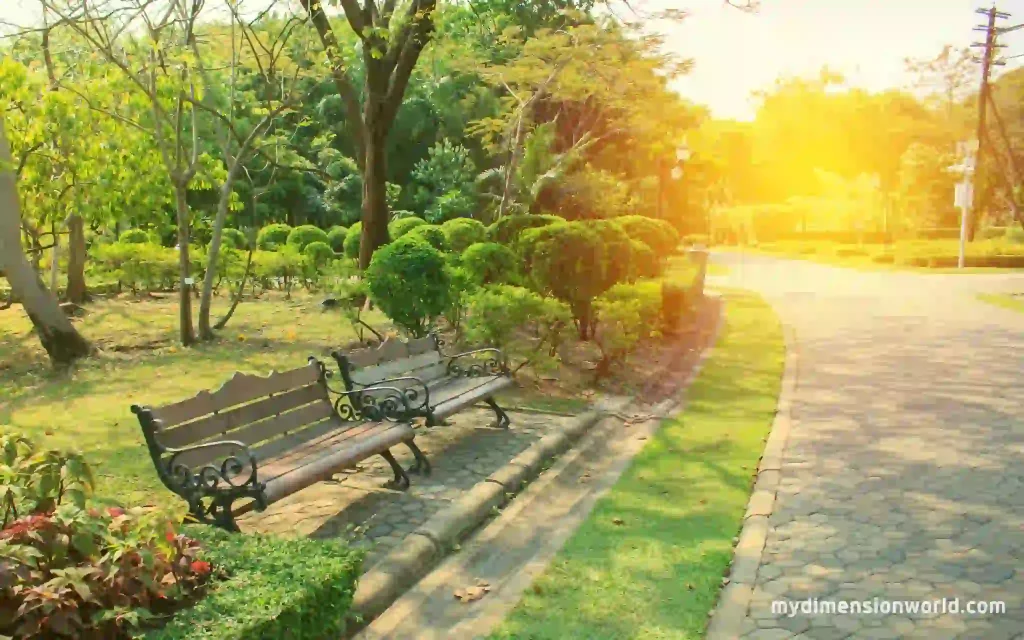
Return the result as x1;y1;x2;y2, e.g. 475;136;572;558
380;449;411;490
485;396;511;429
406;440;431;476
186;495;241;532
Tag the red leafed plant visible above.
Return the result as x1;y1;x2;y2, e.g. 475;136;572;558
0;429;215;638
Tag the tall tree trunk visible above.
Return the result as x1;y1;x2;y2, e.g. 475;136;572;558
0;120;92;365
65;213;88;303
359;130;390;270
198;180;233;340
173;183;195;346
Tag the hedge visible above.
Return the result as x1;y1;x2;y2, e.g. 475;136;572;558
326;226;349;253
487;214;563;246
286;225;330;251
144;526;363;640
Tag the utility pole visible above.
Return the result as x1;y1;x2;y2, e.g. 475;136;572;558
969;5;1010;241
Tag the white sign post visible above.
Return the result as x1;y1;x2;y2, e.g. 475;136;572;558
950;141;978;270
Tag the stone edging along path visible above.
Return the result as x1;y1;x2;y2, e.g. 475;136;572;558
705;320;800;640
346;295;725;636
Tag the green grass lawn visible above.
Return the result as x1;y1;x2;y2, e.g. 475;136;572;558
718;241;1023;273
0;292;391;507
978;293;1024;313
489;289;784;640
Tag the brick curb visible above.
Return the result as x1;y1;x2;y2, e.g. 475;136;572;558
347;409;605;630
705;319;800;640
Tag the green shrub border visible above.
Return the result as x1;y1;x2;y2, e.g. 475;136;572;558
144;526;363;640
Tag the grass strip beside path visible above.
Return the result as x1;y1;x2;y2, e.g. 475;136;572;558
489;289;785;640
978;293;1024;313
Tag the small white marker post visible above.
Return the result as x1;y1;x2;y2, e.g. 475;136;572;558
951;141;978;270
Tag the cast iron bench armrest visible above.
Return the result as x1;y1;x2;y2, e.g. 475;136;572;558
357;376;430;412
325;383;416;422
157;440;265;504
443;347;509;377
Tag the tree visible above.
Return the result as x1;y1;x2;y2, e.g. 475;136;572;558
299;0;439;269
0;117;93;365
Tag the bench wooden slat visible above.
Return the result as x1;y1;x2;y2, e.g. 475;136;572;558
255;419;385;475
350;351;442;385
433;377;513;421
345;338;409;368
150;365;321;429
159;383;327;449
172;400;336;469
261;423;413;503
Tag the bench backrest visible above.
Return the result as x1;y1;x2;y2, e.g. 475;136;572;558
132;359;339;469
335;336;447;389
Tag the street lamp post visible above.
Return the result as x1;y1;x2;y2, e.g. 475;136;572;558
658;142;690;219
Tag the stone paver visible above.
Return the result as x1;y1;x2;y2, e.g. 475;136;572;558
714;253;1024;639
240;407;573;566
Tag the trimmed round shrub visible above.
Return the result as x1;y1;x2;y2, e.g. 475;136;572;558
519;221;607;339
615;215;680;257
220;228;248;250
257;223;292;250
629;239;659;279
487;214;563;246
326;226;349;253
343;222;362;259
462;242;520;286
388;216;427;240
303;241;334;267
119;229;151;244
440;218;487;253
286;225;330;252
405;224;448;251
365;238;452;337
587;219;634;287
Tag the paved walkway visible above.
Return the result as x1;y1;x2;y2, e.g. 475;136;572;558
713;254;1024;640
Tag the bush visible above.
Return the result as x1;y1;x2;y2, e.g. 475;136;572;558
303;241;334;267
365;238;452;337
593;281;662;378
144;527;362;640
834;246;868;257
1006;226;1024;243
629;240;659;280
388;216;427;240
463;285;572;372
119;228;151;244
487;214;563;246
0;430;211;640
440;218;487;253
614;215;680;257
425;190;476;224
519;221;606;339
253;248;306;297
286;225;330;252
343;222;362;259
256;224;292;250
405;224;448;251
220;228;248;251
326;226;349;253
461;242;520;286
587;219;634;287
93;242;179;293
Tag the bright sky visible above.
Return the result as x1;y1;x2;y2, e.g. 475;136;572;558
5;0;1024;121
641;0;1024;120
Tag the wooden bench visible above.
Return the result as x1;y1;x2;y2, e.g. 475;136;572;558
131;358;427;531
331;336;514;467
